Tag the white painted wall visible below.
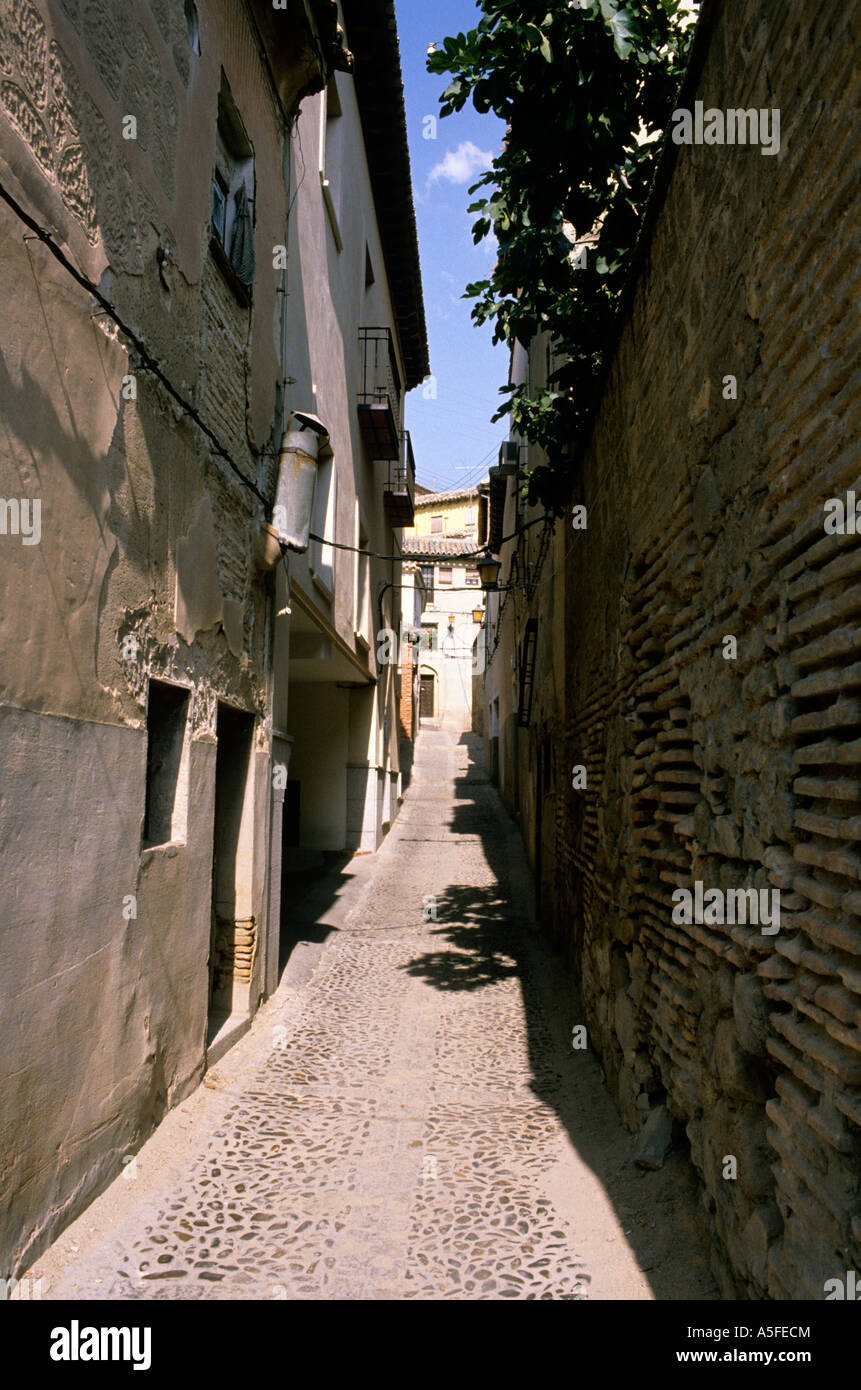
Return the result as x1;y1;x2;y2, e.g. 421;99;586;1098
286;684;349;850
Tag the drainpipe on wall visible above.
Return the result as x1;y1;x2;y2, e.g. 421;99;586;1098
273;412;331;553
262;131;294;1003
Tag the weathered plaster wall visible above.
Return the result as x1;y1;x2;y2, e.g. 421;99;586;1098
287;67;404;660
555;0;860;1297
0;0;286;1272
272;46;412;852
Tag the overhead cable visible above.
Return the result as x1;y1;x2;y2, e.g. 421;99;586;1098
0;176;270;511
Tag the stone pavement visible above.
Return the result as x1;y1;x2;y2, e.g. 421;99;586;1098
35;724;717;1301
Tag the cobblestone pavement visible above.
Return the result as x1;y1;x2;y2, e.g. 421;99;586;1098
36;724;717;1301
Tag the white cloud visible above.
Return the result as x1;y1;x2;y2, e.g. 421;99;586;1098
428;140;493;187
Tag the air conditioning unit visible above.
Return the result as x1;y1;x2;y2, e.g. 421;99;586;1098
497;441;520;475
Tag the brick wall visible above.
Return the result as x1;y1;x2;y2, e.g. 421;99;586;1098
556;0;860;1297
399;653;415;741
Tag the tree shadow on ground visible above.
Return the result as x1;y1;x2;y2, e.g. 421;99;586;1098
402;884;520;991
400;729;719;1302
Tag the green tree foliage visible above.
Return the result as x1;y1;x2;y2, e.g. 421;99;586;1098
428;1;696;510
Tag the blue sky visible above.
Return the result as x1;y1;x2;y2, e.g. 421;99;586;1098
395;2;509;494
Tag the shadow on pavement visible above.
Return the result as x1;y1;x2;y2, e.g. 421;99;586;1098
402;728;718;1302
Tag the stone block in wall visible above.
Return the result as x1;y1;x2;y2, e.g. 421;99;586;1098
740;1202;783;1293
733;971;769;1055
628;943;649;1007
714;1018;772;1103
614;989;639;1056
692;466;721;540
633;1103;674;1170
731;1103;779;1202
617;1062;641;1132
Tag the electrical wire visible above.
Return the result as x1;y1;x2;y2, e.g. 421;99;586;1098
0;176;271;512
0;175;550;566
307;512;547;562
420;441;498;494
376;584;489;594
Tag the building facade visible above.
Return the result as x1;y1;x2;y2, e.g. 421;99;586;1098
268;0;427;903
479;345;566;922
401;487;487;727
0;0;425;1276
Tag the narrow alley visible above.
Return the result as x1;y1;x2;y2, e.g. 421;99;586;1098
35;724;716;1302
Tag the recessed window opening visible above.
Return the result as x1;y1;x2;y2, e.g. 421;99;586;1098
143;680;191;847
184;0;201;54
211;74;255;291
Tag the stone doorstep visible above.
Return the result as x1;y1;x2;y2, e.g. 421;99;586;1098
206;1011;252;1068
207;843;384;1069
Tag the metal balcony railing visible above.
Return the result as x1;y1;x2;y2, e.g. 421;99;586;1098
357;327;402;460
383;430;415;527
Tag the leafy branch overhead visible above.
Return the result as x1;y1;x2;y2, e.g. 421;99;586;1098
428;0;695;510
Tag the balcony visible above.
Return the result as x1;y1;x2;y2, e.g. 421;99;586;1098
357;327;402;460
384;431;415;527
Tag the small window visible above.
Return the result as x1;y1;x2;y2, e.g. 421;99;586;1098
431;515;443;534
143;681;190;847
211;75;255;296
420;563;434;603
310;454;336;597
184;0;201;54
465;570;480;587
438;567;452;586
211;169;228;243
420;626;437;651
355;518;371;641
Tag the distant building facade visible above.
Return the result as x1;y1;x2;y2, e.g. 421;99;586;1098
401;487;487;726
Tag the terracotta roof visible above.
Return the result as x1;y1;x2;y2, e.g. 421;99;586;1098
342;0;429;390
401;537;481;559
413;486;485;507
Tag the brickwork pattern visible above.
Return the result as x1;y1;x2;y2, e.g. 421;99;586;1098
557;0;860;1297
398;653;415;741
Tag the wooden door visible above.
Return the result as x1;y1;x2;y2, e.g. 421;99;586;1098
420;673;435;718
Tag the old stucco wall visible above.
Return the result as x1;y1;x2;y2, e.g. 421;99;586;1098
557;0;860;1297
0;0;286;1271
277;52;413;838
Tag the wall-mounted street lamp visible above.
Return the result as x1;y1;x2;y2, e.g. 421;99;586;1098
472;608;485;625
477;552;502;591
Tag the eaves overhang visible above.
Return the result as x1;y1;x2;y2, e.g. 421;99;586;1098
341;0;430;391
